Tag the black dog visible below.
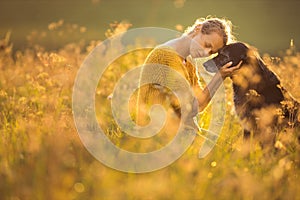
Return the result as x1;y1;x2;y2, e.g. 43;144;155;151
203;42;299;144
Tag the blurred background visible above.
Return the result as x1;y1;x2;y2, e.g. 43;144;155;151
0;0;299;54
1;1;300;199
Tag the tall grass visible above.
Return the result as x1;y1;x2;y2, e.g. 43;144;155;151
0;21;299;200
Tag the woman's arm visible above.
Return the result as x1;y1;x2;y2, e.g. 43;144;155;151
194;61;242;112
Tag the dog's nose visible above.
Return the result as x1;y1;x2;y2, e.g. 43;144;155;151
203;60;218;73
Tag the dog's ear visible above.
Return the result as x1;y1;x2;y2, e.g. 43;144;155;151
240;53;248;64
245;46;260;65
256;57;282;87
229;42;249;66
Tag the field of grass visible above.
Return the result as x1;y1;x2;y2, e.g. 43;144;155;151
0;22;300;200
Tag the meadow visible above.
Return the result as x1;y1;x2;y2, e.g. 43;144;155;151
0;21;300;200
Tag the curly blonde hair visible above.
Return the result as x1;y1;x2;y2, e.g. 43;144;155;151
184;16;236;45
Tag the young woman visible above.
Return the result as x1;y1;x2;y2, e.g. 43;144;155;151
136;17;242;128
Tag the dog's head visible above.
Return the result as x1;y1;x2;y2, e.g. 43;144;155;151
203;42;249;73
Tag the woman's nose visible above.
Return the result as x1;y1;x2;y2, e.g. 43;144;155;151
205;48;212;55
202;48;211;56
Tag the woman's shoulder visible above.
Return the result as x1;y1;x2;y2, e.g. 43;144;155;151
150;45;176;54
145;45;182;63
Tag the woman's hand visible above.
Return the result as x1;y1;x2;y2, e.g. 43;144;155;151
219;60;243;78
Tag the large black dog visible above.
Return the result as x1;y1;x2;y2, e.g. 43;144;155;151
203;42;299;144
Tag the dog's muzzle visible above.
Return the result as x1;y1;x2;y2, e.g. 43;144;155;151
203;60;219;73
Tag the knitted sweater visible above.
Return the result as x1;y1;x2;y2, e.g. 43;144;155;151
142;46;199;85
136;46;200;124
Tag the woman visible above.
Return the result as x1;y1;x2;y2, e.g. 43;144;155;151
136;17;242;128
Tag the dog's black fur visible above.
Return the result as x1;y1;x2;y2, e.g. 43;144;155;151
203;42;300;144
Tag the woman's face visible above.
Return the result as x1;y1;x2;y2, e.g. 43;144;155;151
189;32;224;58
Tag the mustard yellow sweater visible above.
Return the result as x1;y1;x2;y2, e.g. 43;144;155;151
142;46;199;85
136;46;200;124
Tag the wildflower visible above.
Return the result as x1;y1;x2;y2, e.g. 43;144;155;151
274;140;286;150
275;108;285;119
49;53;66;63
18;97;27;105
247;89;260;97
207;172;213;178
80;26;87;33
57;19;64;27
0;90;8;98
280;100;295;111
105;21;132;38
175;24;184;31
74;182;85;193
211;161;217;167
107;93;113;100
48;22;56;31
37;72;49;80
48;19;64;31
